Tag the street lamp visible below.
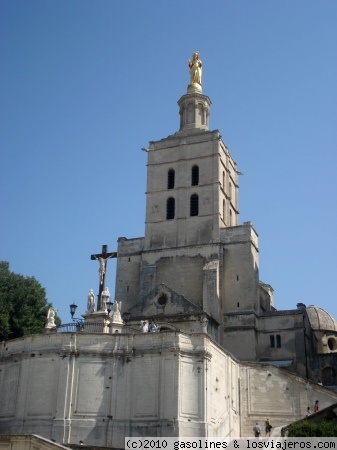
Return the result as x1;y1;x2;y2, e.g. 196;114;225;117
69;303;84;324
106;301;114;317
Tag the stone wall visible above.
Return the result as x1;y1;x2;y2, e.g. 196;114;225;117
1;332;337;447
115;237;144;310
0;434;71;450
117;240;222;312
256;313;307;378
0;332;240;446
221;223;259;316
239;362;337;436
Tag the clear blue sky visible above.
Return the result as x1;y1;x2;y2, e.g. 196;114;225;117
1;1;336;324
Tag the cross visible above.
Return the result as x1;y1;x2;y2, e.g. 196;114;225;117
91;245;117;311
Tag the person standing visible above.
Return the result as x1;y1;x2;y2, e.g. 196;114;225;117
253;422;261;438
140;321;148;332
265;418;272;436
149;319;158;333
314;400;319;413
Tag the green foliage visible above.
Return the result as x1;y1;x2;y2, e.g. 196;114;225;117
0;261;60;340
288;421;337;437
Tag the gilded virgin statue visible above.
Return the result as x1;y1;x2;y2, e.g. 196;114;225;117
188;51;202;86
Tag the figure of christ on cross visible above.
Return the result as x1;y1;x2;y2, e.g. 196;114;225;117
91;245;117;311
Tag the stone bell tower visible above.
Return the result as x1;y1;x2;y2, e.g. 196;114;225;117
116;52;260;359
144;52;239;250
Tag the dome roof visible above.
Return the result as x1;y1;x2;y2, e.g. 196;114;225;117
306;306;337;332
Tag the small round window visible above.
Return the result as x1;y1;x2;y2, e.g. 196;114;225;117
157;294;168;306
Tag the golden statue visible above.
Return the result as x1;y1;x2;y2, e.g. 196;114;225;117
188;51;202;91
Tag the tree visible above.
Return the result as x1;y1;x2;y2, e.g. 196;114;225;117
0;261;60;340
288;421;337;437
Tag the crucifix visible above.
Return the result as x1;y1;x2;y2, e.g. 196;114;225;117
91;244;117;311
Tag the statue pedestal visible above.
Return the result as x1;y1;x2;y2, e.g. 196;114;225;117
187;83;202;93
108;312;124;334
82;310;124;334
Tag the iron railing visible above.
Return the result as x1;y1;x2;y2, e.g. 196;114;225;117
57;323;148;334
57;322;110;333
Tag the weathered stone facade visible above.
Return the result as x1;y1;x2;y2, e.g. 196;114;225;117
1;333;337;446
114;70;337;385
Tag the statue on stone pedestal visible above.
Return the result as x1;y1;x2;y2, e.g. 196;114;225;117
91;245;117;310
87;289;95;313
200;316;208;333
113;301;122;322
46;307;57;328
188;51;202;86
101;287;110;310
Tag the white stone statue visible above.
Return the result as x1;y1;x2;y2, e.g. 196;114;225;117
200;316;208;333
113;301;122;322
97;257;105;285
188;51;202;86
46;308;57;328
92;253;115;285
87;289;95;313
101;287;110;310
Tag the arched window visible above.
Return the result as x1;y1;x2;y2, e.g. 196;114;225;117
190;194;199;216
328;338;337;351
229;182;232;199
191;165;199;186
223;171;225;189
167;169;175;189
166;197;175;220
322;367;337;386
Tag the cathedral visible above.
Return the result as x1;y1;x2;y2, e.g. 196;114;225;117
0;53;337;447
116;52;337;386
